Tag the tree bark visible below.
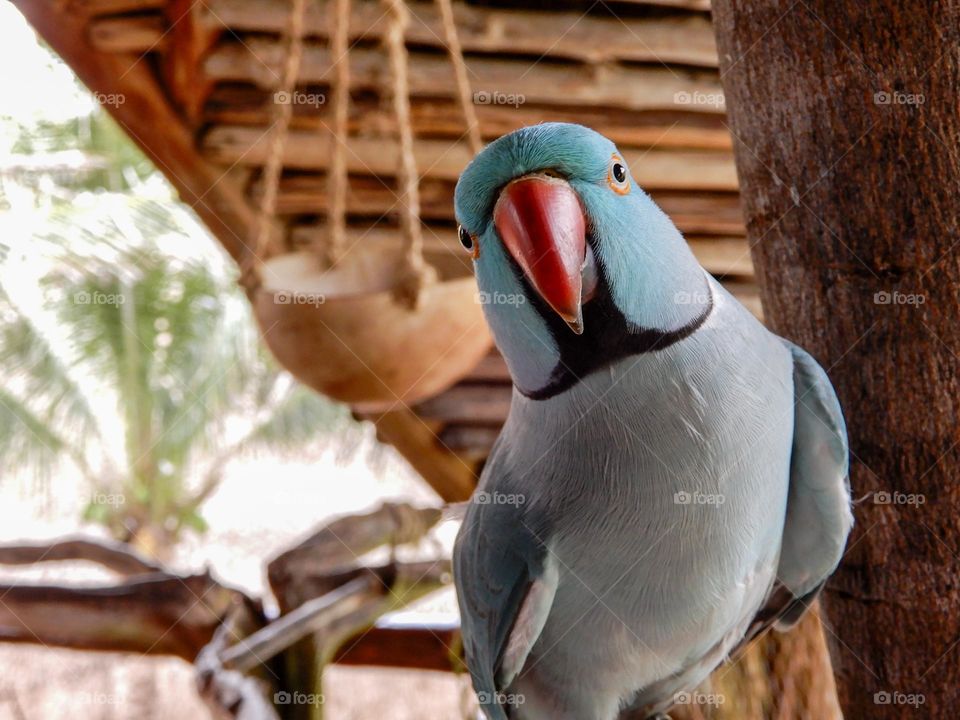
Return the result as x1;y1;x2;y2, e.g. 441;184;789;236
712;1;960;717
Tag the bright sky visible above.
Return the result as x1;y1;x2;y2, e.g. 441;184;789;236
0;4;93;133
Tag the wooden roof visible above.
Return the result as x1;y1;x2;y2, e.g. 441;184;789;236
15;0;756;502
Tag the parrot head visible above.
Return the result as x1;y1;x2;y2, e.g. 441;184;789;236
454;123;713;399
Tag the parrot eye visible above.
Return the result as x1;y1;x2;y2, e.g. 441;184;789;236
458;225;479;258
607;155;630;195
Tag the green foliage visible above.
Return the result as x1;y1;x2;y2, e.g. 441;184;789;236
2;210;358;548
0;61;360;550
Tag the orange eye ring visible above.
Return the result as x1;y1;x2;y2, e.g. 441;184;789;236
607;154;630;195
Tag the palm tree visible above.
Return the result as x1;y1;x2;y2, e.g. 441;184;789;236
1;47;362;558
0;195;357;558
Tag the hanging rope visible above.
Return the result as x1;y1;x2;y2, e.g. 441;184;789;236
241;0;308;291
322;0;352;267
435;0;482;155
383;0;436;309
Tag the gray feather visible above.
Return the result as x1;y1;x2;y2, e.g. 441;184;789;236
454;453;553;720
776;341;853;599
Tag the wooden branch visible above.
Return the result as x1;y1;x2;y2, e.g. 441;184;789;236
196;610;278;720
201;0;718;67
0;572;259;660
196;560;449;720
203;42;725;114
0;536;164;576
205;127;738;191
267;502;442;608
223;575;382;672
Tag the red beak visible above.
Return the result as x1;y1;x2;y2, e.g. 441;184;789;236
493;174;587;334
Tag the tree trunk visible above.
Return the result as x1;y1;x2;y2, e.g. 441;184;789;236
712;1;960;717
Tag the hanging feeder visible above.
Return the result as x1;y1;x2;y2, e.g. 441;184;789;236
243;0;490;405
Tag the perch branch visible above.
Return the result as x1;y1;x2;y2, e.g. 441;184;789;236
227;560;450;672
0;571;259;660
0;536;164;576
267;502;442;607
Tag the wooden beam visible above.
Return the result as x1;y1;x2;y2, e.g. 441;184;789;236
332;623;463;672
71;0;166;16
161;0;223;124
464;352;511;383
438;425;502;455
367;408;478;502
202;0;718;67
204;42;725;114
13;0;260;264
204;87;734;150
413;385;512;425
87;14;166;53
686;236;754;277
206;127;739;191
619;0;709;8
283;186;744;238
288;223;751;278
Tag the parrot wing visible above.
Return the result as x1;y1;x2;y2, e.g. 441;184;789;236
734;340;853;644
774;340;853;610
454;457;557;720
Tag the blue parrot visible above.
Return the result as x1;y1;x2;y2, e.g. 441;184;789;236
451;123;853;720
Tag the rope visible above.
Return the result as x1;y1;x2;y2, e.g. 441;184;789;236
322;0;352;266
241;0;308;290
383;0;436;309
435;0;482;155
